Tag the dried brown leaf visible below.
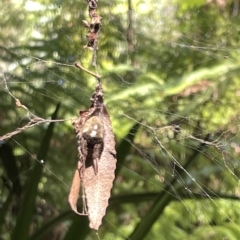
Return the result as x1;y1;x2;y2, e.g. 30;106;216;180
84;106;116;230
69;81;117;230
68;162;85;215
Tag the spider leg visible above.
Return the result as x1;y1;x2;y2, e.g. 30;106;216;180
77;161;84;179
82;193;88;214
92;142;103;175
92;157;98;175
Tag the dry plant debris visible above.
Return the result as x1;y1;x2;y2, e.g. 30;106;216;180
68;66;117;230
83;0;102;65
68;0;117;230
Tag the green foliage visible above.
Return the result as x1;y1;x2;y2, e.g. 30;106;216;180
0;0;240;239
11;104;60;240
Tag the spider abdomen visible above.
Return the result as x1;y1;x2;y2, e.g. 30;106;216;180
82;116;104;143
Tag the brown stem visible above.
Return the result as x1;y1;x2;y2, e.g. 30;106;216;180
75;62;101;79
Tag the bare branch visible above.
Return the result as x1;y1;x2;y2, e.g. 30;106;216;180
2;71;42;119
0;118;65;141
0;70;67;140
83;0;102;66
75;62;101;79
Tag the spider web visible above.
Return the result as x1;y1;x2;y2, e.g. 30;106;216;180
0;0;240;239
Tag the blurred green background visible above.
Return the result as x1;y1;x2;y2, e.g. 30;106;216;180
0;0;240;239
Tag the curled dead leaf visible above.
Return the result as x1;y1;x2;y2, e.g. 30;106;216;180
69;81;117;230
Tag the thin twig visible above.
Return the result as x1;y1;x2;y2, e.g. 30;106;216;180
92;39;98;67
84;0;101;66
75;62;101;79
0;118;65;141
2;71;44;119
0;71;66;141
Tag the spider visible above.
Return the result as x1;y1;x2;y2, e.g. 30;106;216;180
78;115;105;176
